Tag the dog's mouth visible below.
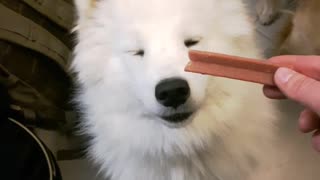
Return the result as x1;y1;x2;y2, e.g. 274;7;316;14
161;112;193;123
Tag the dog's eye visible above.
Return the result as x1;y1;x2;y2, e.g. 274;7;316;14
128;49;145;57
184;38;200;47
133;49;144;56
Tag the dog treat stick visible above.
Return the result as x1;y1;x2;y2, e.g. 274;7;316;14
185;50;281;86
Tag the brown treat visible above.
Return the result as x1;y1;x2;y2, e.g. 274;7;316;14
185;50;281;86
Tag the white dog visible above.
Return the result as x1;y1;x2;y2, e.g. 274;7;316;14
72;0;320;180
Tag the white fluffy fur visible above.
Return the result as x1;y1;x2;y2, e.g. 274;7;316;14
71;0;317;180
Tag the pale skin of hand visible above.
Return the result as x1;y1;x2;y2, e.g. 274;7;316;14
263;55;320;152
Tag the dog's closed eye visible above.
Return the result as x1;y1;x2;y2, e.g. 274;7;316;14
184;38;201;48
128;49;145;57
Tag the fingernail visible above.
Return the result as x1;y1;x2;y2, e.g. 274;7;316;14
275;68;294;84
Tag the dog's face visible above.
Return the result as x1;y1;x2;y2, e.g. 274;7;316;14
73;0;258;129
73;0;257;127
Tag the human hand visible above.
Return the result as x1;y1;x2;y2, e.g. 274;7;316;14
263;55;320;152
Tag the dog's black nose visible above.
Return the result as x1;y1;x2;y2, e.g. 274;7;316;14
155;78;190;108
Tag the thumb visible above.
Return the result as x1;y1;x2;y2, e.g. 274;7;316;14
274;67;320;114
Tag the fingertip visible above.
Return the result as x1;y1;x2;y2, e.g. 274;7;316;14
312;130;320;152
299;109;320;133
262;85;286;99
299;110;312;133
262;85;271;96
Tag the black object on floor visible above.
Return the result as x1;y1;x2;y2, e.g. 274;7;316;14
0;118;63;180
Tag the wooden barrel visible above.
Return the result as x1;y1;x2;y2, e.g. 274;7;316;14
0;0;79;178
0;0;74;129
